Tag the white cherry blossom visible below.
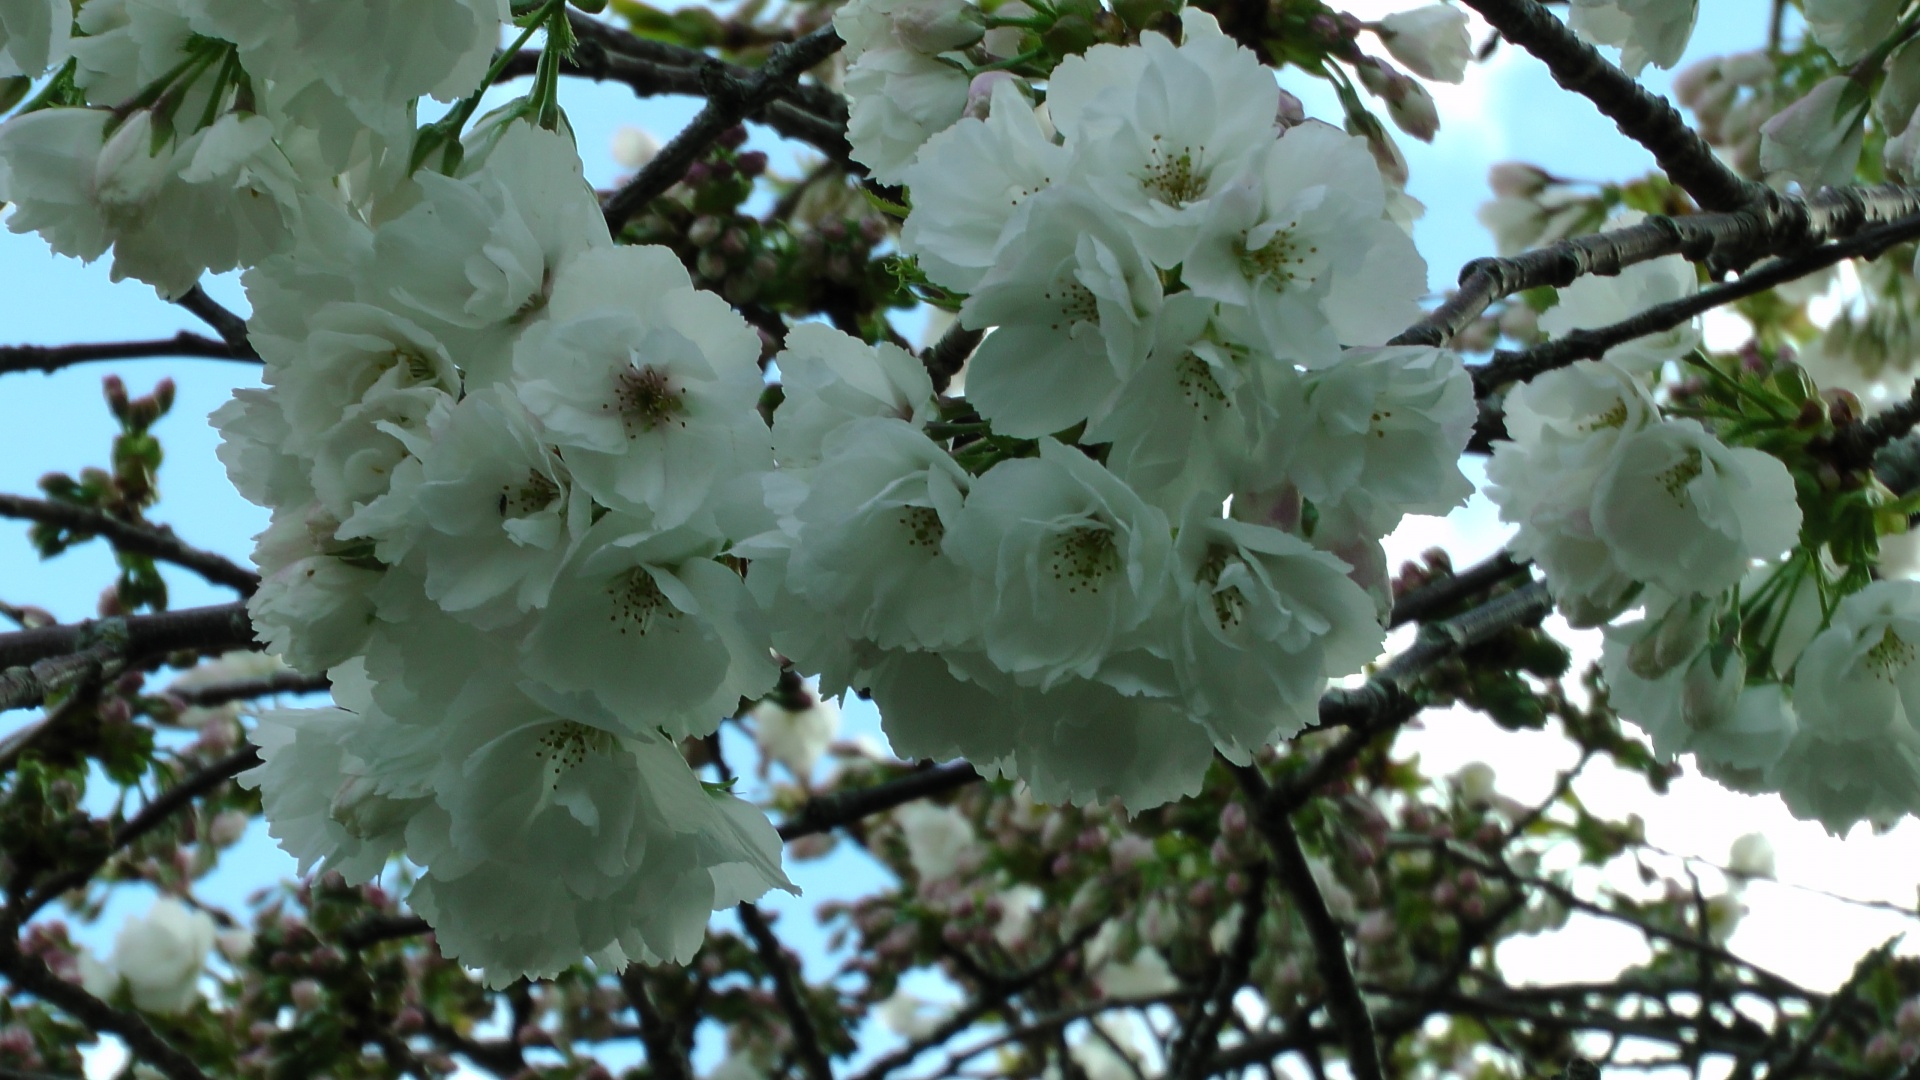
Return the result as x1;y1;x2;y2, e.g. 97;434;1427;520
1590;419;1801;597
522;516;777;739
943;439;1173;689
899;76;1066;293
1378;5;1472;84
772;323;937;469
0;0;69;77
958;185;1164;437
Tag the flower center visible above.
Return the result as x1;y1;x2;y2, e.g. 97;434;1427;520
1867;626;1915;681
610;365;688;437
1656;448;1705;503
532;721;615;788
1043;281;1100;333
608;568;678;635
1237;228;1317;289
1176;353;1229;417
1198;546;1247;630
1582;399;1630;432
1050;526;1120;595
1140;140;1206;205
897;506;944;551
499;469;560;518
389;345;439;385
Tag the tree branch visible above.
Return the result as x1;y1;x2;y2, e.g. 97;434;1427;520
1387;551;1529;629
1172;864;1269;1080
0;602;253;675
1229;765;1384;1080
498;45;849;161
172;287;255;360
1476;211;1920;392
602;25;845;232
10;747;261;926
620;967;694;1080
737;903;834;1080
165;670;330;707
0;332;245;377
1394;184;1920;357
1460;0;1764;213
922;324;983;394
777;760;981;840
0;940;211;1080
0;494;259;595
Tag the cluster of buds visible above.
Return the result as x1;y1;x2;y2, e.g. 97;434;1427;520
1672;51;1776;177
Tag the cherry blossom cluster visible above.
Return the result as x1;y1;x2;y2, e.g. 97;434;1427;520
9;0;1920;989
774;4;1479;807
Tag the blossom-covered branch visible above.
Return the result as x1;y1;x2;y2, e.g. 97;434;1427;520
1461;0;1762;213
0;494;258;595
601;25;845;229
0;332;242;377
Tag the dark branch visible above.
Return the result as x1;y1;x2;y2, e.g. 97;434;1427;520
339;914;433;951
1394;184;1920;357
0;941;211;1080
922;323;983;394
1172;864;1269;1080
1387;551;1529;629
0;602;253;674
602;25;845;231
165;670;330;707
0;332;244;377
0;494;259;595
620;968;694;1080
498;45;849;161
1477;211;1920;392
777;760;981;840
1230;764;1384;1080
172;287;255;359
738;903;834;1080
11;747;261;924
1460;0;1764;212
565;9;847;122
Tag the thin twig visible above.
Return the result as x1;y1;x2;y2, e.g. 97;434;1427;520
0;332;244;376
620;968;694;1080
777;760;980;840
165;670;330;707
1768;937;1901;1080
1460;0;1764;213
1230;765;1384;1080
738;903;835;1080
172;287;255;359
0;494;258;595
11;746;262;925
1172;864;1269;1080
602;25;845;231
